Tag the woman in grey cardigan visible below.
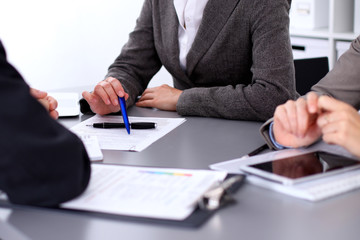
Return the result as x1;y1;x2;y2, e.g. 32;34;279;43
82;0;296;121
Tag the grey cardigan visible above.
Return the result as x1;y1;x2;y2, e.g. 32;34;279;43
261;35;360;149
106;0;296;121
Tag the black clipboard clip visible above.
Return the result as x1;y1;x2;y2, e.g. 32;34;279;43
198;174;246;211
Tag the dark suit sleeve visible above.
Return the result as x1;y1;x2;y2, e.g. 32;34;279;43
0;41;91;207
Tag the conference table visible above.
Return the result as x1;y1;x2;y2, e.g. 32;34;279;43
1;106;360;240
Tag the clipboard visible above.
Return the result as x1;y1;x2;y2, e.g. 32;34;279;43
0;172;245;228
63;173;244;228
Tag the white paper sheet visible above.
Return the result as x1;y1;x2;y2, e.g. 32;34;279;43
80;135;103;161
62;164;227;220
71;115;186;151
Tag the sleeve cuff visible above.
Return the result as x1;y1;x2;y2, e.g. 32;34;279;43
269;122;287;150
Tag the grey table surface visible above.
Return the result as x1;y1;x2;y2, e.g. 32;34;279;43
1;107;360;240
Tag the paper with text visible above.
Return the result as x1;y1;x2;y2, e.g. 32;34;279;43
62;164;227;220
71;115;186;151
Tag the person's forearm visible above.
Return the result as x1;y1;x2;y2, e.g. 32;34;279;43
177;80;295;121
311;36;360;109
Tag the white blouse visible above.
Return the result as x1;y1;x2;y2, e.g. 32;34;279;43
173;0;209;70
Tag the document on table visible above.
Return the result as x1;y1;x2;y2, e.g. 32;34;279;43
71;115;186;151
62;164;227;220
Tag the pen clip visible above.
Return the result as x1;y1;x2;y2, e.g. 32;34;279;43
198;175;245;211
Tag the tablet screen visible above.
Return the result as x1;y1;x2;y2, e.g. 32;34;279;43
247;151;360;181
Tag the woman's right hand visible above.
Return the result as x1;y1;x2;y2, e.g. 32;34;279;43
82;77;129;115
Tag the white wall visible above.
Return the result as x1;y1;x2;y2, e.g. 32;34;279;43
0;0;172;91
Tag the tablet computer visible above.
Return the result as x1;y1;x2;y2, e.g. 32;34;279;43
239;151;360;185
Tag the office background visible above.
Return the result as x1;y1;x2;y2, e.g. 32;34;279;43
0;0;359;92
0;0;172;92
1;2;360;239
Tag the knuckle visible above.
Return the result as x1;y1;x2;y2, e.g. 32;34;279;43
285;100;295;105
94;84;103;92
275;105;283;114
108;78;116;84
160;84;169;89
103;82;111;88
297;97;305;104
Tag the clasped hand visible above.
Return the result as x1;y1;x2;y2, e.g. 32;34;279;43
273;92;360;157
30;88;58;119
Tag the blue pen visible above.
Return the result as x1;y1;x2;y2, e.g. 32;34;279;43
118;97;130;134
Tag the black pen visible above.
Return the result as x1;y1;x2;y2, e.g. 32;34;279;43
87;122;157;129
246;144;269;157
